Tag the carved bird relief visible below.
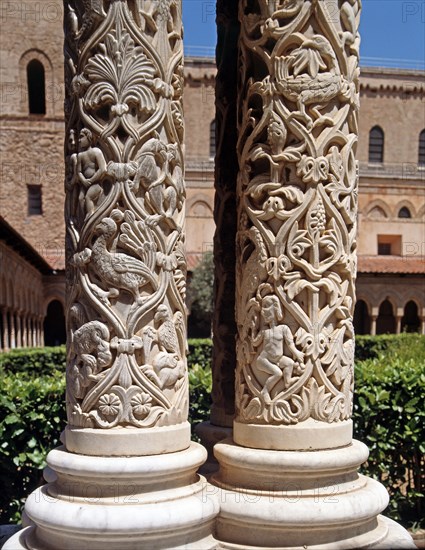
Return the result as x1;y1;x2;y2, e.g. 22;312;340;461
89;216;157;304
274;35;342;128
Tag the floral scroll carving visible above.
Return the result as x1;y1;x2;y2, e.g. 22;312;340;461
64;0;187;429
236;0;361;425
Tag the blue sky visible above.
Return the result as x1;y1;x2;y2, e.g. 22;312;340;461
182;0;425;69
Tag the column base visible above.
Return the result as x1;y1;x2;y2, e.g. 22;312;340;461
3;443;219;550
64;422;191;456
209;438;415;549
234;418;352;451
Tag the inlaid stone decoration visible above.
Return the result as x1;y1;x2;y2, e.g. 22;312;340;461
64;0;188;433
235;0;361;427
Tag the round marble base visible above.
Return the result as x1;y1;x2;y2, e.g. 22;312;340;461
212;516;415;549
3;443;219;550
209;438;415;549
64;421;191;456
233;418;352;451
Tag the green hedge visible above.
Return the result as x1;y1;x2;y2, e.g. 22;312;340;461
0;335;424;527
0;347;66;376
354;334;425;527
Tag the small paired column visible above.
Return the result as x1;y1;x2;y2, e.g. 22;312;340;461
2;307;10;351
9;310;16;349
371;308;379;335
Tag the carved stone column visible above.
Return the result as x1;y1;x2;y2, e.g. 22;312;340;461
5;2;217;549
196;0;240;471
210;1;414;547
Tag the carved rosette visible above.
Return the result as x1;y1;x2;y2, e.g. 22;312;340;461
235;0;361;428
64;0;187;432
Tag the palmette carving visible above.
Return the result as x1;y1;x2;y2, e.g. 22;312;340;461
64;0;187;429
236;0;360;425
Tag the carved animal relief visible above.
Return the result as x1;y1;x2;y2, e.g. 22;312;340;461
236;0;360;425
64;0;187;429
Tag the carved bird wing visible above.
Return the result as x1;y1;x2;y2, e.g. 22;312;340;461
111;254;157;288
173;311;187;356
158;321;179;354
111;253;150;274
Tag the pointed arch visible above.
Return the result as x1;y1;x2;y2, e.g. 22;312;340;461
364;199;391;219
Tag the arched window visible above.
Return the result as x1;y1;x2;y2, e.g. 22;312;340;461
209;119;216;158
419;130;425;166
368;126;384;163
27;59;46;115
398;207;411;219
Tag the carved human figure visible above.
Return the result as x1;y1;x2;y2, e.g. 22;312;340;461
253;295;304;404
75;128;107;217
133;135;183;226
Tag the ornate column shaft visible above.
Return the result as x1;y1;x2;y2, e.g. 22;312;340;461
210;1;414;547
5;2;217;548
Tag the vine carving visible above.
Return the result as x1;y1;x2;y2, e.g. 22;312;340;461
236;0;361;425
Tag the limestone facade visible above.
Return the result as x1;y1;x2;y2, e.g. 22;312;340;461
0;0;424;339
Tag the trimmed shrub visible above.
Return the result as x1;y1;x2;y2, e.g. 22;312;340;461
0;367;66;523
354;335;425;527
0;346;66;376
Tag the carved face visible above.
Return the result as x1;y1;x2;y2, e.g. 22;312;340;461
267;121;287;152
262;296;283;324
79;130;91;149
